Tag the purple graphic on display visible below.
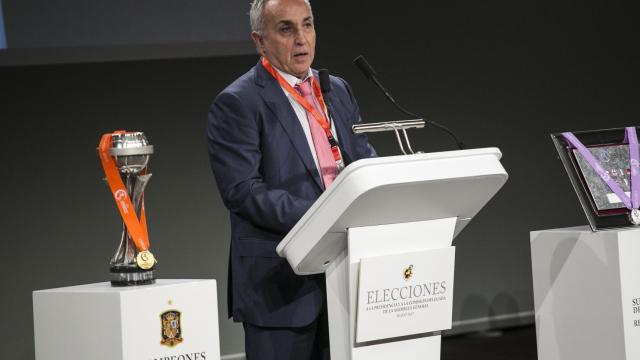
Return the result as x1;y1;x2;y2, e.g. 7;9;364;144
626;128;640;209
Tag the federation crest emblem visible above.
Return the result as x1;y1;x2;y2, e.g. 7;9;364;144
403;265;414;280
160;310;183;347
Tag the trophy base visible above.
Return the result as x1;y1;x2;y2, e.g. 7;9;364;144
110;265;155;287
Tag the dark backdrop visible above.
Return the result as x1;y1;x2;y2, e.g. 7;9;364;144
0;0;254;65
1;1;638;358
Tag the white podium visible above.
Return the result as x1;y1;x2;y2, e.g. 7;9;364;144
277;149;508;360
33;279;221;360
530;227;640;360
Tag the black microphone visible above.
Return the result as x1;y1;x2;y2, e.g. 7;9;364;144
318;68;352;166
353;54;466;150
318;68;331;94
353;55;376;79
353;55;395;103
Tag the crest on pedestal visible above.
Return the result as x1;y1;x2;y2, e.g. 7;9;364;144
160;310;183;347
403;265;414;280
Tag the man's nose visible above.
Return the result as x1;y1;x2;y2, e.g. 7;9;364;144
294;28;307;45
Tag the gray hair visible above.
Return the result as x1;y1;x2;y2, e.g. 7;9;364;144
250;0;312;35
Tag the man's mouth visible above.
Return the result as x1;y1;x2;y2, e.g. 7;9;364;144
294;52;309;58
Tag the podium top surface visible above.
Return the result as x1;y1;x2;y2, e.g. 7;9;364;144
33;279;216;294
530;225;591;234
277;148;508;274
530;225;640;235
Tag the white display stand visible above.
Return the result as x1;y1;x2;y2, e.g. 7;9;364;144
277;149;508;360
530;227;640;360
33;279;221;360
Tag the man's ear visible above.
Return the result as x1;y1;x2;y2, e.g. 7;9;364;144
251;31;265;55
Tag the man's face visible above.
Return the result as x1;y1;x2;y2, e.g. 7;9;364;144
252;0;316;79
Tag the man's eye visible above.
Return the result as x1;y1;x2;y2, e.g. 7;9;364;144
280;26;292;33
304;22;313;28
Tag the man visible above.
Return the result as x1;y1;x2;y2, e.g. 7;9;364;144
207;0;376;358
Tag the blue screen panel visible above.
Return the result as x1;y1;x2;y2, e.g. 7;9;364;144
0;1;6;49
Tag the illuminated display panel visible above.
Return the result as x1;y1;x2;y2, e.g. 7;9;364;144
552;127;639;230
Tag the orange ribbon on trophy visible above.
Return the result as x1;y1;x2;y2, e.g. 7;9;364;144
98;131;155;270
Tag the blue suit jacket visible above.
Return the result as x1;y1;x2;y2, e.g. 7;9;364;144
207;61;376;327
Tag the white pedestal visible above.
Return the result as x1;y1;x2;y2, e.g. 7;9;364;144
530;227;640;360
33;279;221;360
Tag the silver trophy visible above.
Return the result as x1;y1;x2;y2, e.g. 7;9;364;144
107;132;156;286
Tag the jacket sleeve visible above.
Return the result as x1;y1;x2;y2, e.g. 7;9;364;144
207;91;314;236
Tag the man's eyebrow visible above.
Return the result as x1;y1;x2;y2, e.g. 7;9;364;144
276;20;294;27
276;16;313;26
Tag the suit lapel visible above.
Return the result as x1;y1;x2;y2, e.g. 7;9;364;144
255;63;324;190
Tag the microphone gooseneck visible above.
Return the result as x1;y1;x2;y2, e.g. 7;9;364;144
352;55;466;150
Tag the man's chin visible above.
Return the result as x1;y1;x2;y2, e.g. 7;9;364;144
291;66;311;79
292;57;312;77
266;59;309;79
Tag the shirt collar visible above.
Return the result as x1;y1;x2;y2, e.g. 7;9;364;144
274;66;313;87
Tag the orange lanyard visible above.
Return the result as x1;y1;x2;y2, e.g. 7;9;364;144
98;131;150;252
261;57;331;133
261;57;343;164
